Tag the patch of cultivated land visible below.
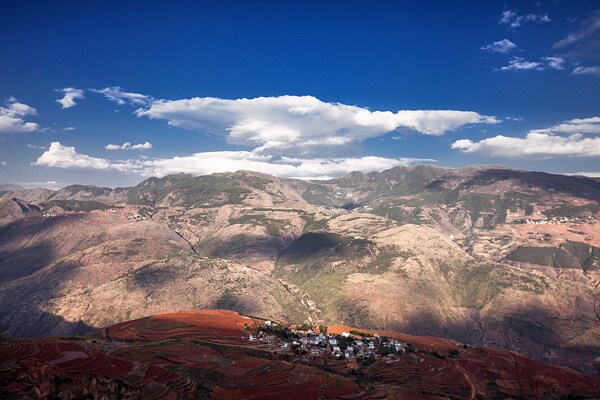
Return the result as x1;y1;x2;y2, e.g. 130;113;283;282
1;310;598;399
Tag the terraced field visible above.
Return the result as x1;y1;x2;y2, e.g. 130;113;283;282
1;310;599;399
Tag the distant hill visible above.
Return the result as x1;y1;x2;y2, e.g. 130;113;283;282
0;165;599;375
0;184;23;192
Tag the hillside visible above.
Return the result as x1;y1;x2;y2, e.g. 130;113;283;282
0;165;599;376
1;309;598;399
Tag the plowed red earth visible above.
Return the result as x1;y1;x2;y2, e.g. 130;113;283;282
1;310;599;399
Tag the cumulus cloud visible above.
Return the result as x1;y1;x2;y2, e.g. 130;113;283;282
34;142;111;169
481;39;517;53
135;95;498;157
500;57;544;71
56;87;84;109
105;141;153;150
572;65;600;76
91;86;151;106
0;98;39;133
451;117;600;158
34;141;435;179
499;10;551;29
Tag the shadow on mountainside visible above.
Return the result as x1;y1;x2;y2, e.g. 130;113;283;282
0;218;58;284
459;169;600;201
0;310;96;339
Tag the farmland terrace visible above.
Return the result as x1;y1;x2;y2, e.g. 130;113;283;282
1;309;598;399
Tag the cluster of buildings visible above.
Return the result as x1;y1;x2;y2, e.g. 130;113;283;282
249;321;410;361
520;216;598;225
126;209;153;221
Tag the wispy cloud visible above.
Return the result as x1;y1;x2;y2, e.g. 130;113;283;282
452;117;600;158
543;56;566;70
91;86;151;106
134;95;498;157
34;141;435;179
499;9;550;29
481;39;517;53
105;141;153;150
572;65;600;76
63;126;76;131
529;116;600;134
553;10;600;49
27;144;46;150
56;87;85;109
500;56;566;71
500;57;544;71
0;98;39;133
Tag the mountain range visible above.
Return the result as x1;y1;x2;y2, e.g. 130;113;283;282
0;165;599;375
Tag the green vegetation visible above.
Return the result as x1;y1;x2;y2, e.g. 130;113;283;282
370;203;424;224
364;246;401;273
543;203;600;218
229;214;287;236
127;174;252;207
349;330;373;337
439;261;548;308
43;200;110;212
300;214;329;232
300;184;339;207
215;288;240;310
506;241;598;271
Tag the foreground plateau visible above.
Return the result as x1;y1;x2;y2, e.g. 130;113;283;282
1;309;599;399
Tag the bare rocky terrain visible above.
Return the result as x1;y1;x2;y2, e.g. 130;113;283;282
1;165;599;374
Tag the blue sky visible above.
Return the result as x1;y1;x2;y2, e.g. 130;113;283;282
1;0;599;188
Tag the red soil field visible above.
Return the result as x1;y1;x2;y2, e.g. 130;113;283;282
1;310;599;399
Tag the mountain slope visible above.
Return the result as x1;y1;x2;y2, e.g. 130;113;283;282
0;165;599;375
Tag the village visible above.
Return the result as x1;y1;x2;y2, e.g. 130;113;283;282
516;216;598;225
248;321;416;364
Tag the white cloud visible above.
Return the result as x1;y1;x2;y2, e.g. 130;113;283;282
572;66;600;76
105;141;153;150
33;141;435;179
27;144;46;150
56;87;84;109
499;10;551;29
0;161;6;167
529;116;600;134
500;57;544;71
451;133;600;158
135;95;498;157
553;10;600;49
91;86;151;106
564;172;600;178
63;126;76;131
481;39;517;53
34;142;111;169
544;56;566;70
0;99;39;133
452;116;600;158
